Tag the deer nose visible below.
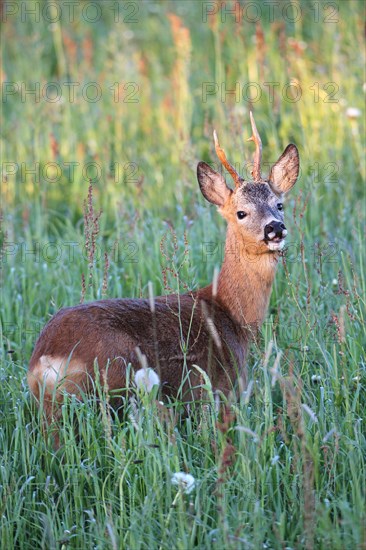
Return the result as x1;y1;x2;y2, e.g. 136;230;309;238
264;221;287;241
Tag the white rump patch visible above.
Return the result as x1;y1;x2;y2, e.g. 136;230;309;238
28;354;87;398
38;355;68;387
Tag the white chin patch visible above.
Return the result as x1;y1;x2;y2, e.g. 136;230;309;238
267;239;285;251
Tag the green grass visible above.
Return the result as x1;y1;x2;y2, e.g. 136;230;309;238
1;0;365;548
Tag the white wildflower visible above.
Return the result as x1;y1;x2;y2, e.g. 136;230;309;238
171;472;195;494
346;107;361;119
332;278;338;286
311;374;322;384
134;368;160;393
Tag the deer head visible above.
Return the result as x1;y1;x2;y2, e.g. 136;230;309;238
197;112;299;254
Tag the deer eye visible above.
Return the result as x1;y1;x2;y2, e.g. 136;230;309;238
277;203;283;211
237;211;247;220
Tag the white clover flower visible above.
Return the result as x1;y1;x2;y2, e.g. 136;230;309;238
346;107;361;119
134;368;160;393
171;472;195;494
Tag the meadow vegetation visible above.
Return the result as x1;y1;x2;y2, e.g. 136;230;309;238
1;1;365;548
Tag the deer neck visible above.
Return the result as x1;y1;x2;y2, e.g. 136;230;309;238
215;225;279;329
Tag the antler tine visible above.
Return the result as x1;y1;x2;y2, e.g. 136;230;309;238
247;111;262;181
213;130;241;187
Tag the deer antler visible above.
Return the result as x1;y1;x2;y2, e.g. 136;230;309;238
213;130;241;188
247;111;262;182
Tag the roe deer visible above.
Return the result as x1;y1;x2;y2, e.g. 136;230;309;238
28;113;299;444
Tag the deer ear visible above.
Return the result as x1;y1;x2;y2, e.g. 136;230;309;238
269;144;299;195
197;161;232;206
